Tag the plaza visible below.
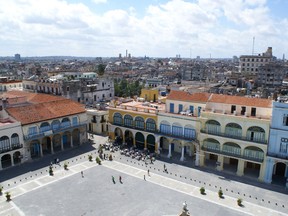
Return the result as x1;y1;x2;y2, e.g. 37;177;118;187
0;135;287;216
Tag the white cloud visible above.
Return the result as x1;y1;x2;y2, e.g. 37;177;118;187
0;0;286;58
91;0;107;4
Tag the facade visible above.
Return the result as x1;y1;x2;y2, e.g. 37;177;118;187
0;78;23;92
1;91;87;163
182;63;210;81
140;88;159;102
199;94;272;182
264;101;288;187
256;63;285;88
239;47;273;74
0;99;26;170
86;108;109;135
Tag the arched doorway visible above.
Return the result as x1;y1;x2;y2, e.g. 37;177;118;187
53;134;62;152
147;134;156;153
272;162;287;186
42;137;52;155
114;128;123;145
13;151;21;165
135;132;145;150
1;154;12;169
160;137;169;150
30;140;41;158
124;130;133;147
63;132;71;149
72;129;80;146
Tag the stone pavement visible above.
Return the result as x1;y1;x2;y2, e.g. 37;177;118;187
0;158;287;216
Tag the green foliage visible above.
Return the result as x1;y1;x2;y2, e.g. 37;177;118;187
114;79;143;97
97;64;106;76
64;162;68;170
49;166;54;176
0;185;3;194
200;187;205;195
88;155;93;162
237;198;243;206
218;189;223;198
96;157;101;165
5;192;11;201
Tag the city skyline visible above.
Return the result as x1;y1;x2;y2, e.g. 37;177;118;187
0;0;288;58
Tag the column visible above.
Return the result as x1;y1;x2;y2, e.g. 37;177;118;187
236;159;244;176
133;137;136;147
196;145;201;167
144;139;147;150
216;155;224;171
11;153;14;166
50;140;54;154
61;135;64;151
123;133;126;144
167;143;172;158
180;145;185;161
70;135;74;147
264;158;274;184
0;160;2;170
40;143;43;157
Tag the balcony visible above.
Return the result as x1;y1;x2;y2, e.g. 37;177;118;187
0;144;23;154
200;129;267;144
267;152;288;160
201;146;264;163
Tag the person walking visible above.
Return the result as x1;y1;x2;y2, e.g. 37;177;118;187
112;176;115;184
119;175;122;183
147;169;150;176
144;174;146;181
81;171;84;178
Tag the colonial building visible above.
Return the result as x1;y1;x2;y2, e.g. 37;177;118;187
264;101;288;187
0;99;25;170
2;90;87;161
86;108;109;135
199;94;272;182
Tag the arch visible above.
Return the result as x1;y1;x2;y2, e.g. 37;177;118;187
146;118;156;132
11;133;20;149
135;116;145;130
114;127;123;144
222;142;241;156
205;120;221;134
13;151;21;165
1;154;12;169
63;131;72;149
30;140;41;158
160;120;171;135
72;129;80;146
40;122;51;132
42;136;52;155
146;134;156;152
61;117;71;128
246;126;265;143
203;138;220;151
225;123;242;138
124;130;133;147
135;132;145;150
184;124;196;139
113;112;122;125
160;136;169;150
243;146;264;161
72;116;79;126
124;114;133;127
272;162;287;186
0;136;10;152
53;134;62;152
51;120;61;131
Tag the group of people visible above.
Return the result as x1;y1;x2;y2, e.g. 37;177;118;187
112;175;122;184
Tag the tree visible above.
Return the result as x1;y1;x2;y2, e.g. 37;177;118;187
97;64;106;76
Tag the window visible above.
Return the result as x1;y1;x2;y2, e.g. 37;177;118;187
178;104;183;113
66;86;70;91
72;117;78;126
198;107;202;117
172;125;183;137
113;113;122;125
160;123;171;134
283;114;288;126
28;126;38;135
280;138;288;153
184;128;196;139
146;119;156;132
189;105;194;114
135;117;145;130
124;115;133;127
170;103;174;113
251;107;256;116
231;105;236;114
0;136;10;151
241;106;246;115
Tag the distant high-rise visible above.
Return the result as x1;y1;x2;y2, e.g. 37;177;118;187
119;53;122;59
14;53;21;61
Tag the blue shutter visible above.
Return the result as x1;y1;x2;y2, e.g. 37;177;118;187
179;104;183;113
170;103;174;113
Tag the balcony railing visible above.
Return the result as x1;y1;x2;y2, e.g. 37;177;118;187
200;129;267;144
25;123;87;140
202;146;264;163
0;144;23;154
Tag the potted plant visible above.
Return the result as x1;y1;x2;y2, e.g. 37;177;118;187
64;162;68;170
0;185;3;195
96;156;101;165
5;192;11;201
88;155;93;162
218;189;223;198
49;166;54;176
237;198;243;206
200;187;205;195
109;154;113;161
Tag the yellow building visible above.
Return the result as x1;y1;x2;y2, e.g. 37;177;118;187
108;100;161;152
199;94;272;182
140;88;158;102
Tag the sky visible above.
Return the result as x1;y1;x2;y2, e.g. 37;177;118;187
0;0;288;58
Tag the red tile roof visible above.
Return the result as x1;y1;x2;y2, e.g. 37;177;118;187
208;94;272;108
3;91;86;125
167;91;211;103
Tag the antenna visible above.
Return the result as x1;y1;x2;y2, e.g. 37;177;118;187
252;36;255;55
